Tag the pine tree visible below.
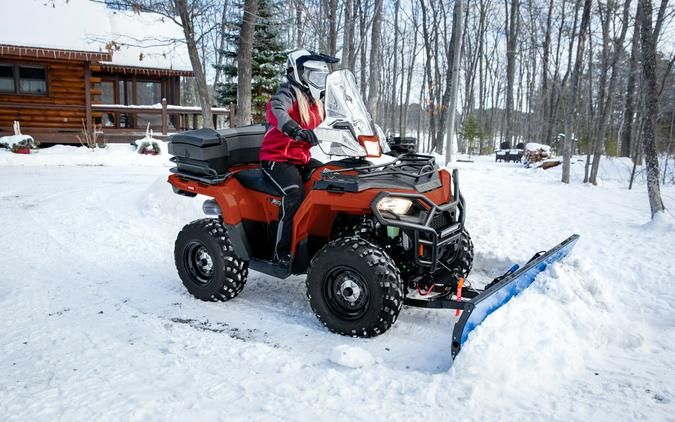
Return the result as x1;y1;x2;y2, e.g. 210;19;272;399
215;0;287;123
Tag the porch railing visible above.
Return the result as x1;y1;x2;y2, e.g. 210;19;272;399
91;98;235;134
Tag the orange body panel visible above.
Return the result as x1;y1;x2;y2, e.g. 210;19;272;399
168;165;453;253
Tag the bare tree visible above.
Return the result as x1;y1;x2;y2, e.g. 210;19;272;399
104;1;217;128
562;0;592;184
445;0;464;163
341;0;354;69
620;8;641;158
589;0;631;185
367;0;384;120
639;0;666;217
236;0;257;126
504;0;520;148
212;0;230;87
174;0;214;128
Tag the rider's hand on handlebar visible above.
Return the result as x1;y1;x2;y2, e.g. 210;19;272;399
294;129;319;146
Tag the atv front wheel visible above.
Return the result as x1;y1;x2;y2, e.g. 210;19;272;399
443;228;474;280
174;218;248;301
306;237;404;337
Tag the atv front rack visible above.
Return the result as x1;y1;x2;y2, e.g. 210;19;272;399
404;234;580;359
315;154;442;193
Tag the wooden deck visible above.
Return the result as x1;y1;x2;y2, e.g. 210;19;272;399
0;102;234;144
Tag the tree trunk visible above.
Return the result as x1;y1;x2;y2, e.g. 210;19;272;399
366;0;384;120
341;0;354;69
562;0;592;184
589;0;631;185
389;0;400;131
236;0;257;126
358;0;369;98
213;0;230;87
639;0;666;217
419;0;437;152
504;0;519;148
295;0;303;47
175;0;213;129
540;0;554;143
620;8;641;158
327;0;338;56
403;12;419;138
444;0;464;163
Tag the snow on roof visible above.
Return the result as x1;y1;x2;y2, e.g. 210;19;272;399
0;0;192;73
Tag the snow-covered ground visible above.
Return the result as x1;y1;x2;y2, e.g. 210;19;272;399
1;149;674;421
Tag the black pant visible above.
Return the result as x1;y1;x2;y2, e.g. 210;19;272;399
261;159;322;259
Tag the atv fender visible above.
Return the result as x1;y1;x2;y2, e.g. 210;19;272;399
202;199;251;261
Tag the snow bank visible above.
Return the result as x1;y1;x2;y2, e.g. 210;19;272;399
642;210;675;231
329;345;376;368
139;176;203;222
537;155;635;185
0;144;171;167
454;258;623;398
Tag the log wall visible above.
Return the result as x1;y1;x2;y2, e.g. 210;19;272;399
0;57;94;129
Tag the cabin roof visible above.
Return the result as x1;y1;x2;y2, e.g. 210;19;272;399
0;0;193;76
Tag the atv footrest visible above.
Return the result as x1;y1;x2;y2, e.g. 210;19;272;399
248;258;291;279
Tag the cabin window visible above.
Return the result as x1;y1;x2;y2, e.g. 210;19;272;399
99;81;115;104
136;80;162;105
18;66;47;94
0;64;15;92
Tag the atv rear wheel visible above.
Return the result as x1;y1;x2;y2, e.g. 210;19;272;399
175;218;248;301
306;237;403;337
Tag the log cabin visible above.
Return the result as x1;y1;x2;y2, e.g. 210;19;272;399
0;0;228;144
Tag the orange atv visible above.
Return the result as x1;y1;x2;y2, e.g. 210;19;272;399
168;70;579;359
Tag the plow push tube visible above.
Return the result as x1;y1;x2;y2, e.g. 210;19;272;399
404;234;580;359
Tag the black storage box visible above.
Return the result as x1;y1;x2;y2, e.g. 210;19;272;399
168;124;267;178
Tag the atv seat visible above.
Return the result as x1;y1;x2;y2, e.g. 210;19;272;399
233;168;282;196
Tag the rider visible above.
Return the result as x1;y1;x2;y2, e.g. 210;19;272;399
259;49;339;263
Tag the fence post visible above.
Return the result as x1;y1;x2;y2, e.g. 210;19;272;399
161;98;168;135
229;103;236;128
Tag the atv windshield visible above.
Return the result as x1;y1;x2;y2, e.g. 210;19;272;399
314;70;375;157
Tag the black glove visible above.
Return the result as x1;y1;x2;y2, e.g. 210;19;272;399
293;129;319;146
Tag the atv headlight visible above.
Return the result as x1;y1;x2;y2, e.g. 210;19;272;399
377;197;413;215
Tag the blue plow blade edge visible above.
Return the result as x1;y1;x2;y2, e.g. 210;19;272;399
450;234;580;359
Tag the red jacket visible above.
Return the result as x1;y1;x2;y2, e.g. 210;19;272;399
259;83;323;165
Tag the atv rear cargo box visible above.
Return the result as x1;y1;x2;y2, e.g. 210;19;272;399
168;125;267;179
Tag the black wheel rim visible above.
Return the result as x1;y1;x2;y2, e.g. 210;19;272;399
322;266;370;320
183;241;215;286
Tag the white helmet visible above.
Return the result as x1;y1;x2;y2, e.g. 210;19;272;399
286;48;339;101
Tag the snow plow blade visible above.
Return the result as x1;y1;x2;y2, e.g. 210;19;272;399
403;234;579;359
450;234;579;358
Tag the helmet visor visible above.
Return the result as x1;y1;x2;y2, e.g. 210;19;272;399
304;69;328;89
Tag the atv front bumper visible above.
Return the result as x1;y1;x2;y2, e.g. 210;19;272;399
370;169;465;273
